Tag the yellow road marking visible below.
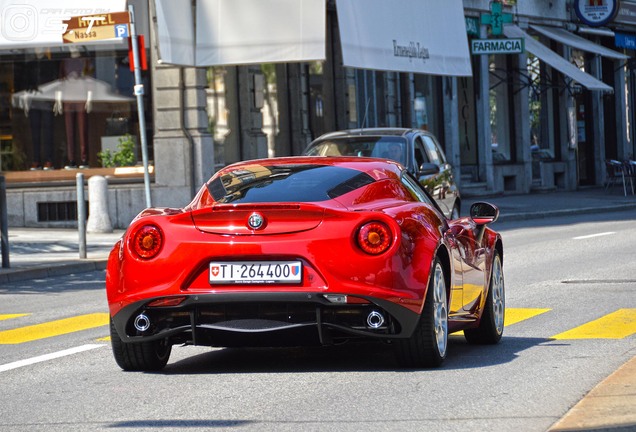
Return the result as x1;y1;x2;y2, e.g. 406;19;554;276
454;307;550;336
0;313;109;344
0;314;30;321
2;308;635;344
97;336;111;342
505;308;551;326
552;309;636;340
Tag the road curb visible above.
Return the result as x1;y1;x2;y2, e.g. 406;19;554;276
549;354;636;431
496;203;636;222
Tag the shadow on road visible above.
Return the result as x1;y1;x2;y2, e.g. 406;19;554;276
0;270;106;294
159;335;548;375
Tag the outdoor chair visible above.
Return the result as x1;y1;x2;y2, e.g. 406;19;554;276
604;160;628;196
624;160;636;195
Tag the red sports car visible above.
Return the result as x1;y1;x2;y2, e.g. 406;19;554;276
106;157;504;371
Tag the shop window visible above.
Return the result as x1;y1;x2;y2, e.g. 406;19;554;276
526;46;558;164
413;74;442;137
490;55;513;163
308;61;328;139
206;67;231;169
261;64;279;158
7;47;150;174
458;74;478;167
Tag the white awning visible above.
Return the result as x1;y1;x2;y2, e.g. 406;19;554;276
503;25;613;92
0;0;127;49
155;0;325;67
530;25;628;60
155;0;194;66
335;0;472;76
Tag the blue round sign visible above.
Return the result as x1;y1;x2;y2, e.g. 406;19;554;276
574;0;620;27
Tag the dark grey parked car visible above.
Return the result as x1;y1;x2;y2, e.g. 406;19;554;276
304;128;460;219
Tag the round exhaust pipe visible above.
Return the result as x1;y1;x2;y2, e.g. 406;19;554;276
366;310;385;329
134;313;151;332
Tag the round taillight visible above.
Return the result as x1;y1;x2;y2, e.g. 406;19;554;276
132;225;163;259
357;221;392;255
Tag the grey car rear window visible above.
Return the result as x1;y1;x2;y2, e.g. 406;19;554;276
309;137;407;159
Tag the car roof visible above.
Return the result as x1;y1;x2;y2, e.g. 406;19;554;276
313;128;431;141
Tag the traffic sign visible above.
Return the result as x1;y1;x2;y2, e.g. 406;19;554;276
63;11;130;44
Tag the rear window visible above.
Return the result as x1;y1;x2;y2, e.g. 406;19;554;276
308;136;407;164
208;164;375;204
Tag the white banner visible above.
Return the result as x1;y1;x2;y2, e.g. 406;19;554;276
155;0;326;67
196;0;325;66
0;0;127;48
336;0;472;76
155;0;194;66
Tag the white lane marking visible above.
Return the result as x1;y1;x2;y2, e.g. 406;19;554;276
0;344;105;373
573;232;616;240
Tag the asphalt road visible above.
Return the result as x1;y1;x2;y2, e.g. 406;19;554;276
0;210;635;432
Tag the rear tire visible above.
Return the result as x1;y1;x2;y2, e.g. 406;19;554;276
464;251;504;344
395;258;448;368
110;318;171;371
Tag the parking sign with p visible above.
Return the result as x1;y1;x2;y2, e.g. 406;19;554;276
115;24;128;38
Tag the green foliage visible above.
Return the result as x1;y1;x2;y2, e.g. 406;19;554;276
261;64;276;85
0;142;26;171
98;134;136;168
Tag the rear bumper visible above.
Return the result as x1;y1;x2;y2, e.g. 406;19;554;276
111;292;421;347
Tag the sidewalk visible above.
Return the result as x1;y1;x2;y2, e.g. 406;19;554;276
1;187;635;431
464;185;636;222
0;228;124;284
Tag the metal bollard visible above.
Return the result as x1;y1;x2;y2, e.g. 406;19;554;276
0;175;9;268
76;173;87;259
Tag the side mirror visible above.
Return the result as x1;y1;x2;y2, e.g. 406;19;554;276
470;202;499;225
418;162;440;176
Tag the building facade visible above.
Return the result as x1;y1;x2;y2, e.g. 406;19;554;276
2;0;636;228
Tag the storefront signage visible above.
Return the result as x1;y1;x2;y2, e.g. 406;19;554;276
616;1;636;25
615;32;636;49
481;1;513;36
573;0;620;27
393;40;430;61
0;0;126;48
471;38;524;55
466;17;479;37
62;11;129;43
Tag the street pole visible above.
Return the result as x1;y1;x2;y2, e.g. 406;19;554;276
76;173;87;259
0;175;9;268
129;4;152;208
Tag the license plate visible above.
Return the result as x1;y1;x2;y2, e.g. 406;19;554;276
209;261;302;284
